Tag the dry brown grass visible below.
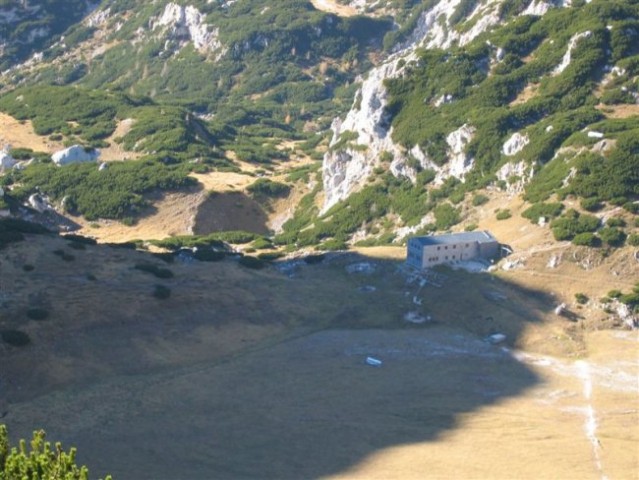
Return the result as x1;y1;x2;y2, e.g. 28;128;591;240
99;118;144;162
510;83;540;106
0;233;636;479
0;112;64;152
596;103;639;119
71;188;206;242
310;0;358;16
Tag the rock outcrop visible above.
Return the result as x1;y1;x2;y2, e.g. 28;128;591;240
0;152;16;170
502;132;530;157
496;160;535;194
553;31;592;76
154;3;223;55
321;0;570;212
52;145;100;166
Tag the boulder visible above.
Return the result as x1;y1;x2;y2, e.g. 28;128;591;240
0;152;16;170
52;145;100;166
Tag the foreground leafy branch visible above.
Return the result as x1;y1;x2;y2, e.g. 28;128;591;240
0;425;111;480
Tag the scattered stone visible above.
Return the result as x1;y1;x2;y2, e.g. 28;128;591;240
28;194;51;213
52;145;100;166
404;311;430;324
346;262;375;274
501;258;524;271
358;285;376;293
554;303;567;316
547;255;560;269
365;356;382;367
485;333;506;345
0;152;16;170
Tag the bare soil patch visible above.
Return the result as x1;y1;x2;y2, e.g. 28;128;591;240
597;103;639;119
71;188;206;242
190;170;255;192
0;112;64;153
99;118;144;162
193;191;270;235
510;83;540;106
310;0;358;16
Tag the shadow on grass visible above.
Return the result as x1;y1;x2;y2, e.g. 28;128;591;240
2;250;558;479
193;191;270;236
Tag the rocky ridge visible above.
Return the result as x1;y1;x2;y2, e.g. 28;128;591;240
321;0;578;212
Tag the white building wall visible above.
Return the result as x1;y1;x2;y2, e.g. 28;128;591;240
421;241;480;268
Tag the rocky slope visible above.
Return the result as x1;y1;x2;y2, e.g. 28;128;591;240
0;0;637;255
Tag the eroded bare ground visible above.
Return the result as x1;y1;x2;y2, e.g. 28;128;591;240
0;235;637;479
310;0;358;17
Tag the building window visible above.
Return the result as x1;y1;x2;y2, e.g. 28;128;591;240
453;245;456;249
445;246;448;250
445;256;448;260
437;246;441;250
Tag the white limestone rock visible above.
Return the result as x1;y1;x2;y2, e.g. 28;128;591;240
321;58;406;212
443;124;475;180
502;132;530;156
154;3;223;54
52;145;100;166
0;152;16;170
496;160;535;193
321;0;572;213
522;0;554;16
86;7;110;27
28;193;50;213
553;31;592;76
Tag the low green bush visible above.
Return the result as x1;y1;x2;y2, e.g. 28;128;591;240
627;233;639;246
606;217;626;227
257;251;285;261
52;249;75;261
152;284;171;299
572;232;599;247
1;329;31;347
238;256;267;269
580;197;602;212
551;210;600;241
251;237;273;250
134;263;174;279
193;249;226;262
472;193;489;206
598;227;626;247
63;234;97;245
26;308;49;321
575;293;589;304
304;254;325;264
315;239;348;251
620;292;639;306
247;178;291;198
496;209;512;220
434;204;461;230
522;202;564;223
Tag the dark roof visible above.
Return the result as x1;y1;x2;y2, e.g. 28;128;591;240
411;231;496;246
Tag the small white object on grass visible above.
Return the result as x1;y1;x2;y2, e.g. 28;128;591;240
366;357;382;366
